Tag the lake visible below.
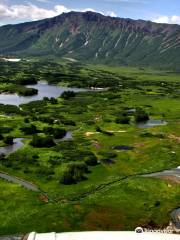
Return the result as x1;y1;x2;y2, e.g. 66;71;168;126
0;81;87;106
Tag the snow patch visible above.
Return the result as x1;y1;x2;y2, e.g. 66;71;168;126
84;40;89;46
105;52;109;58
1;58;21;62
63;57;77;62
114;35;121;48
55;37;60;43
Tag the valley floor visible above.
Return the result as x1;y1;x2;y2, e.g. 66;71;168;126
0;60;180;235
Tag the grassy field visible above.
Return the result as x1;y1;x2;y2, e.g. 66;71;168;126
0;60;180;235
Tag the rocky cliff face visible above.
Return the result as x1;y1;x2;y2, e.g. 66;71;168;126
0;11;179;70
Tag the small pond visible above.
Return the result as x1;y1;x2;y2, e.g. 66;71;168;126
137;119;167;129
113;145;134;151
100;159;115;165
56;131;73;143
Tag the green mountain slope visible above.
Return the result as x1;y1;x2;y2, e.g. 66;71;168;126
0;11;180;70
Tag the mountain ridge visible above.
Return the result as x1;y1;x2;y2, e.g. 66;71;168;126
0;11;180;70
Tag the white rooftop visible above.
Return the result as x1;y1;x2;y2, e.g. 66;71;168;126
27;231;180;240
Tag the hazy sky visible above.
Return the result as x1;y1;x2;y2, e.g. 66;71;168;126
0;0;180;25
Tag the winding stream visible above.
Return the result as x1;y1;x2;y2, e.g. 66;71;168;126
0;172;39;192
0;138;24;155
142;168;180;180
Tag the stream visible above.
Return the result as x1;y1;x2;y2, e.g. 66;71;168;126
0;138;24;155
0;172;39;192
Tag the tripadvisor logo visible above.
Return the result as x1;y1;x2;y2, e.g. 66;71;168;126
135;227;174;234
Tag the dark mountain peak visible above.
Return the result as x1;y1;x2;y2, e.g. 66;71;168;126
54;11;106;23
0;11;179;70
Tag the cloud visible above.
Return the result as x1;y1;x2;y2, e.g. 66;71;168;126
102;0;147;3
106;11;117;17
0;2;117;24
35;0;50;3
0;3;59;21
153;15;180;25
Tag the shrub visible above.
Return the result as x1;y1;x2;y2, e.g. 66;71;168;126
96;126;114;136
24;118;30;123
4;136;13;145
43;127;54;135
84;154;98;166
0;104;21;115
36;166;54;178
30;135;55;148
99;151;117;159
59;162;88;185
16;75;37;85
18;87;38;96
0;154;5;162
49;97;58;104
85;157;98;166
49;155;63;166
61;119;76;126
20;124;38;135
115;115;130;124
61;91;76;100
135;108;149;122
0;126;13;134
53;128;66;139
43;127;66;139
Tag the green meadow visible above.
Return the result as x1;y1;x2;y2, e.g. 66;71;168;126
0;59;180;235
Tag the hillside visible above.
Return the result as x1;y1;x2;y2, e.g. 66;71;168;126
0;11;180;70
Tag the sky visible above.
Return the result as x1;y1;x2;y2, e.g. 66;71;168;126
0;0;180;26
